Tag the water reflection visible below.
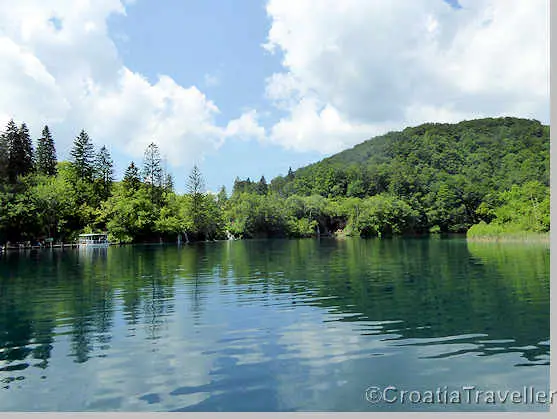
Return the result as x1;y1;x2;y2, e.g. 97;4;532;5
0;238;550;411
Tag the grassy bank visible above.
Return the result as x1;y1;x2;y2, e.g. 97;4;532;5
466;221;549;243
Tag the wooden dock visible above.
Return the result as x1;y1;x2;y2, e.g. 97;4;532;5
1;243;79;252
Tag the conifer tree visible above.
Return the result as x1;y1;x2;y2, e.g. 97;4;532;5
6;120;34;181
0;130;8;183
70;130;95;181
123;161;141;191
164;173;174;193
94;145;114;199
142;142;163;203
142;143;163;187
217;185;228;208
36;125;57;176
187;165;206;234
20;123;34;174
257;175;268;195
287;166;295;180
187;165;205;196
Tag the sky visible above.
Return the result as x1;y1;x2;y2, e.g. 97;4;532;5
0;0;549;193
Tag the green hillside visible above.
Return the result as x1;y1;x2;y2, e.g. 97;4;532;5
250;117;549;236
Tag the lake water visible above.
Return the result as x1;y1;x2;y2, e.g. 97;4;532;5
0;238;550;411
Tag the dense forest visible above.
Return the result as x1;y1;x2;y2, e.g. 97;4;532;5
0;117;550;245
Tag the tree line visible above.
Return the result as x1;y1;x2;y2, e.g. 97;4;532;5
0;116;550;245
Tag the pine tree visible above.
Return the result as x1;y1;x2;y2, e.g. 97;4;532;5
159;156;174;193
217;185;228;208
94;145;114;199
123;161;141;191
70;130;95;181
287;166;295;180
187;165;205;196
257;175;268;195
0;130;8;183
142;142;163;203
6;120;34;181
164;173;174;193
187;165;206;237
142;143;163;187
20;123;34;174
36;125;57;176
4;120;18;182
233;177;241;195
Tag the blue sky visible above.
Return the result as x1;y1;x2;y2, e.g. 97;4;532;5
0;0;548;194
106;0;322;192
104;0;458;192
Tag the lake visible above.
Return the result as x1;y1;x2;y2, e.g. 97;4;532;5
0;238;550;411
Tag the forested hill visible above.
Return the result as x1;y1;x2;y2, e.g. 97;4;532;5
246;117;548;235
271;117;548;198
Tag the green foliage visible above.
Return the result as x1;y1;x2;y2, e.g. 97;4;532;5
163;173;174;193
217;186;228;209
0;131;8;183
256;176;268;195
31;174;78;240
142;143;163;204
94;145;114;201
269;117;549;235
0;117;549;245
19;123;35;175
36;125;57;176
70;130;95;181
467;181;550;238
123;161;141;192
99;184;158;243
226;193;287;238
5;120;34;182
346;194;419;237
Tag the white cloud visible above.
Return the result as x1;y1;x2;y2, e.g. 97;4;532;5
263;0;549;153
268;97;395;154
80;68;226;167
224;110;266;142
0;0;549;164
0;0;262;170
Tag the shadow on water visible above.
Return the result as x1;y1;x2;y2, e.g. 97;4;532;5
0;238;550;411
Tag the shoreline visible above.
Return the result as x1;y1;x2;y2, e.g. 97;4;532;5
465;232;550;244
2;231;549;252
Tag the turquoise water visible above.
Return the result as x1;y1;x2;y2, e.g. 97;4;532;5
0;238;550;411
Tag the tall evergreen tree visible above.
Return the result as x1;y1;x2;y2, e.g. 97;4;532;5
94;145;114;199
164;173;174;193
142;143;163;187
123;161;141;191
187;165;206;235
6;120;34;181
217;185;228;208
257;175;268;195
0;130;8;183
187;165;205;196
142;142;163;203
160;156;174;193
20;123;34;174
3;120;19;182
70;130;95;181
36;125;57;176
232;177;241;195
